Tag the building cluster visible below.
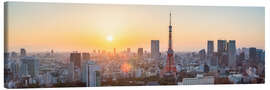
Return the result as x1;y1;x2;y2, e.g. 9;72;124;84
4;13;265;88
4;48;101;88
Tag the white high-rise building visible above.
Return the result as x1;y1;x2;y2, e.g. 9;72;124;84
85;61;101;87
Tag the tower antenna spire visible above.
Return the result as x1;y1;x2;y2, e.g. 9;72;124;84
169;11;172;26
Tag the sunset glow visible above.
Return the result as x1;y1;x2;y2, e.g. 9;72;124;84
5;2;265;52
121;62;132;73
107;35;113;42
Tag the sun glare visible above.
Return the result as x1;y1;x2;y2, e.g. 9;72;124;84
107;35;113;42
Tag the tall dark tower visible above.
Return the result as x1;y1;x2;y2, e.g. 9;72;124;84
163;12;177;78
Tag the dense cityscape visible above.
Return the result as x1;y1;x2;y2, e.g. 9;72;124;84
4;13;265;88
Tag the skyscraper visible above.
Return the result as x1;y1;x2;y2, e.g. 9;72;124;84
68;62;75;82
151;40;160;59
138;48;143;58
227;40;236;69
50;49;54;56
4;52;9;68
199;49;206;61
163;12;177;77
217;40;227;54
113;48;116;56
85;61;101;87
207;40;214;56
70;52;81;68
127;48;131;53
20;48;26;57
217;40;227;67
249;47;257;61
20;56;40;78
82;52;90;61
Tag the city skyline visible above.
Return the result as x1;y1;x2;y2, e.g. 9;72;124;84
4;2;265;88
5;2;265;52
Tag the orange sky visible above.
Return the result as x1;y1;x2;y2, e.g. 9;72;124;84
5;2;265;52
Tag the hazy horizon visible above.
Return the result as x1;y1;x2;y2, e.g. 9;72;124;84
5;2;265;52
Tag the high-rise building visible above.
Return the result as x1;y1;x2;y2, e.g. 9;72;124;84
217;40;227;67
85;61;101;87
207;40;214;56
199;49;206;62
256;49;265;63
11;52;17;58
151;40;160;58
227;40;236;69
4;52;9;68
138;48;143;58
70;52;81;68
113;48;116;56
50;49;54;56
68;62;75;82
238;52;245;66
20;56;40;78
82;52;90;61
127;48;131;53
20;48;26;57
217;40;227;54
219;53;228;67
249;47;257;61
210;52;218;66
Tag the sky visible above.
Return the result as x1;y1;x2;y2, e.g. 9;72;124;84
5;2;265;52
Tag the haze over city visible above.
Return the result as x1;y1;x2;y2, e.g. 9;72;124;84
6;2;265;52
4;2;265;88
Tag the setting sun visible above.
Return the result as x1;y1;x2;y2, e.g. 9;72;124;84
107;35;113;42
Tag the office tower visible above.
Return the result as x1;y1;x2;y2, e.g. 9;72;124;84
70;52;81;68
101;50;106;54
50;49;54;56
81;61;87;83
113;48;116;56
249;47;257;61
256;49;265;63
210;52;218;66
238;52;245;66
20;56;40;78
4;52;9;68
227;40;236;69
220;53;228;67
85;61;101;87
81;52;92;82
138;48;144;57
11;52;17;58
20;48;26;57
98;50;100;54
242;48;249;60
163;12;177;77
151;40;160;58
68;62;75;82
127;48;131;53
217;40;227;54
82;52;90;61
199;49;206;62
207;40;214;56
217;40;227;67
10;61;19;80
